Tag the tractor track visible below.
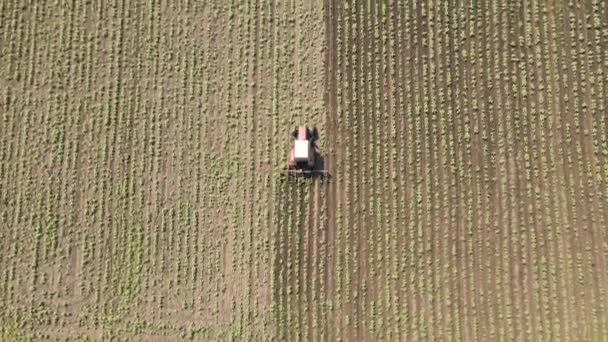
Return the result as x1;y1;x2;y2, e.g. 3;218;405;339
322;0;339;337
402;2;419;339
427;1;446;339
478;1;498;339
353;0;369;340
517;0;542;340
305;178;316;340
548;2;574;338
446;1;467;339
390;1;406;339
530;1;562;337
499;3;518;339
570;0;607;334
459;2;477;338
343;0;359;339
335;1;348;337
414;1;431;339
537;2;567;338
556;1;585;339
378;0;392;334
360;0;370;336
466;2;484;339
367;0;382;336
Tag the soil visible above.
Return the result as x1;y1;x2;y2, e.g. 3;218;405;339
1;0;607;340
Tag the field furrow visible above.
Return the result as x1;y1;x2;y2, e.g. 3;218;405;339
1;0;607;339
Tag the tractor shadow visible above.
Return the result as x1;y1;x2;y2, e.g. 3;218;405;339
308;150;331;181
313;150;325;172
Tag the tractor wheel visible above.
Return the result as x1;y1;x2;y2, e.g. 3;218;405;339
311;127;319;142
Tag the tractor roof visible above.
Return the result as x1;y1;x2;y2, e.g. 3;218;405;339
294;140;309;161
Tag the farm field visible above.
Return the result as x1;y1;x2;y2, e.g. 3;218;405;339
1;0;608;340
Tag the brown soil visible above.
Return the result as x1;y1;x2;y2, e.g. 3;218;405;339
1;0;608;340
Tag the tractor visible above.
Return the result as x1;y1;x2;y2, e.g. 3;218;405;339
284;126;328;176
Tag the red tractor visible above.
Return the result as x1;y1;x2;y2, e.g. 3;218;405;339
285;126;327;176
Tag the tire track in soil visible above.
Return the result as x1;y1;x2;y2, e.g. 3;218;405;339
272;1;296;339
340;1;351;337
285;2;299;336
601;1;608;293
366;0;381;336
457;2;475;339
547;2;577;339
389;1;406;340
281;179;293;341
295;180;306;342
487;3;507;340
533;0;573;337
295;179;311;342
588;0;608;334
556;1;586;337
340;0;351;338
400;2;417;339
290;3;329;338
355;1;364;337
408;1;423;339
299;0;327;330
466;3;485;339
359;0;373;338
268;0;280;335
423;2;440;339
352;0;367;339
431;1;451;340
372;0;385;335
287;180;302;341
335;1;347;337
378;0;394;336
526;0;554;338
570;5;597;333
536;3;567;338
294;0;306;322
476;1;497;339
415;0;428;337
421;2;440;337
305;179;316;341
571;1;607;334
308;3;327;340
447;1;467;340
322;0;338;337
273;178;282;340
503;3;522;339
497;2;512;339
343;0;359;339
247;0;262;336
316;180;329;340
511;1;537;339
384;2;394;335
589;1;608;334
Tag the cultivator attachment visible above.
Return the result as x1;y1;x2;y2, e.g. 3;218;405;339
283;169;328;176
280;168;331;180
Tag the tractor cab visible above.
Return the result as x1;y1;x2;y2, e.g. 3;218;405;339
294;140;311;166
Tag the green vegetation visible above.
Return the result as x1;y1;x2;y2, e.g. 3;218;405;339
0;0;606;340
